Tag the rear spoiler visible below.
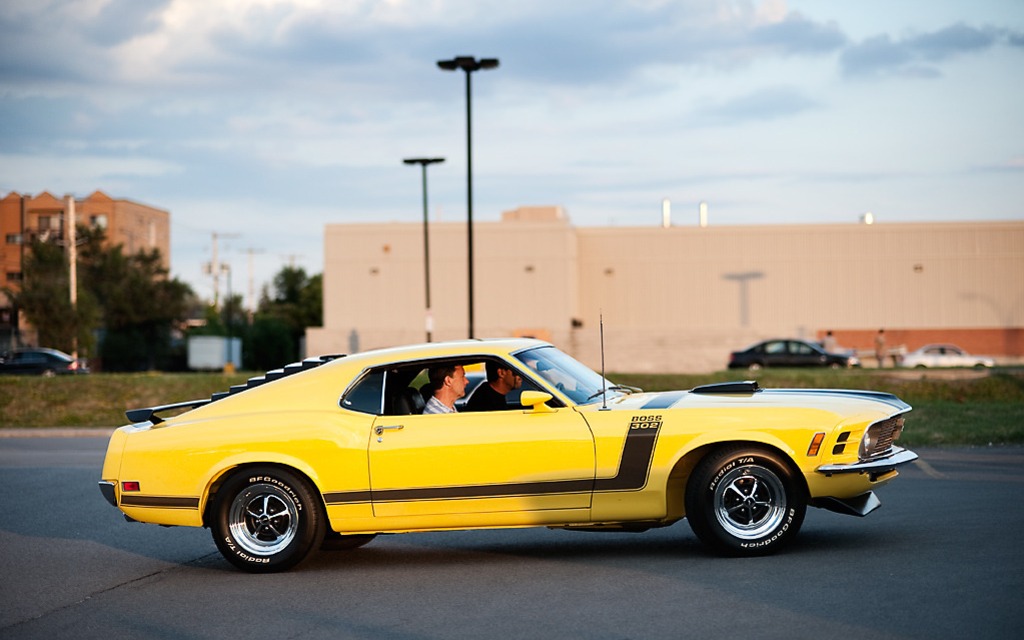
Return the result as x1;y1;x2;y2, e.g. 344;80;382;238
126;399;212;425
124;354;345;424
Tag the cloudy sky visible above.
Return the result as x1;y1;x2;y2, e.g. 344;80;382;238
2;0;1022;303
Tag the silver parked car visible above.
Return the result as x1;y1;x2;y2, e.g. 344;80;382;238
901;344;994;368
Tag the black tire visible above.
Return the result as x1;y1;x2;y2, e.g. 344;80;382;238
211;466;326;573
321;532;377;551
685;446;805;556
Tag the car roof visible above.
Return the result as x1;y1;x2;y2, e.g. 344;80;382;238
340;338;552;367
744;338;816;349
13;347;73;358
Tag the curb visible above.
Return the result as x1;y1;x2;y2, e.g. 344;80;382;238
0;428;116;438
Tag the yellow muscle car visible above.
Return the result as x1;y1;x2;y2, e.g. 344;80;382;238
98;338;917;572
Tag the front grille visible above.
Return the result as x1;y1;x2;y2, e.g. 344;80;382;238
861;415;905;459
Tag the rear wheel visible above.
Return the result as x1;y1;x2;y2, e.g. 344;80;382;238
211;466;326;572
685;446;805;556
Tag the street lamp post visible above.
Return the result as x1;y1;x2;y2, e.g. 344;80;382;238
403;157;445;342
437;56;499;339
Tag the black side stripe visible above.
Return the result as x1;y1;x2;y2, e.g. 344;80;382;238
323;490;373;504
594;426;660;492
324;422;661;506
120;495;200;509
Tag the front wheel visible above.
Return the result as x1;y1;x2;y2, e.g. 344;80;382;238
211;466;326;572
685;446;805;556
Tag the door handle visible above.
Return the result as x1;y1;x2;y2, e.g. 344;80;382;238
374;424;404;436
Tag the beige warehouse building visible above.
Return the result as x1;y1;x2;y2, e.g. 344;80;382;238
307;207;1024;373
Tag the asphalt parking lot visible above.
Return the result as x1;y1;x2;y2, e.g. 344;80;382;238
0;437;1021;639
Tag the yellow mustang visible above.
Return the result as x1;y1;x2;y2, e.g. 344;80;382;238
99;338;917;572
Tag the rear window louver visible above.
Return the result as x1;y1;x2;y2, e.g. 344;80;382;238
210;354;345;401
125;354;345;424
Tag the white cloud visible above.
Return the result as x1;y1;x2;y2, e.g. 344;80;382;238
2;0;1023;300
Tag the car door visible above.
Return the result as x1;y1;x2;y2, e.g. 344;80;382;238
787;341;813;366
762;341;787;367
368;406;595;518
940;346;963;367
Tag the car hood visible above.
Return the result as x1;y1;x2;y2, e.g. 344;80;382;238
590;387;910;415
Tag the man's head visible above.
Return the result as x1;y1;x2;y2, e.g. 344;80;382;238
485;361;522;394
429;364;468;400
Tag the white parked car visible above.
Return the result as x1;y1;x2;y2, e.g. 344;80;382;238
901;344;994;368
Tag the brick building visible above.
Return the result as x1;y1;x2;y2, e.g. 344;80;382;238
1;191;170;346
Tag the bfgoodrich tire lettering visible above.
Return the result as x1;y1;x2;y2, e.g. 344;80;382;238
685;446;806;556
212;466;326;573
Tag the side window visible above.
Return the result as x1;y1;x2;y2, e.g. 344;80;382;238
765;341;786;355
341;369;386;415
792;342;813;355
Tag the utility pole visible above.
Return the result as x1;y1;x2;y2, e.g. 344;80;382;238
204;232;240;307
244;247;265;322
65;195;78;359
403;157;445;342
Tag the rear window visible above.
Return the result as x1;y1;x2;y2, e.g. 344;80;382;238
341;370;385;414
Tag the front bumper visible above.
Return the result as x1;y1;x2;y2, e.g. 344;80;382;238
816;446;918;479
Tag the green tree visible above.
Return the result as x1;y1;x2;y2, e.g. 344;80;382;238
78;229;191;371
5;238;99;355
7;226;192;370
246;266;322;370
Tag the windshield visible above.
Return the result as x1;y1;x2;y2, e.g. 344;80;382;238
514;346;616;405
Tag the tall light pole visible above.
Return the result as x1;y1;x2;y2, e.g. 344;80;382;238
403;157;445;342
437;55;499;339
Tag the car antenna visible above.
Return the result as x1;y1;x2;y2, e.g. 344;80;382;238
600;312;609;411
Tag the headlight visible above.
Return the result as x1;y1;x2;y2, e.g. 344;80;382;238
859;430;878;459
859;415;905;459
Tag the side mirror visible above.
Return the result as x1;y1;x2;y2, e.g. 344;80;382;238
520;390;554;413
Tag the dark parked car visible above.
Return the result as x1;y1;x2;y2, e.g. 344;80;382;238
728;339;859;371
0;348;89;376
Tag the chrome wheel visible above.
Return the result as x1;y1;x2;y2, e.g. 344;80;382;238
713;464;787;540
212;467;325;572
685;446;806;556
227;482;300;557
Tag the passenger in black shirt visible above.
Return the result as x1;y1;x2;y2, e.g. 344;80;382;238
465;361;522;412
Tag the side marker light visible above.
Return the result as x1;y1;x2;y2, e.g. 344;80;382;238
807;433;826;456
